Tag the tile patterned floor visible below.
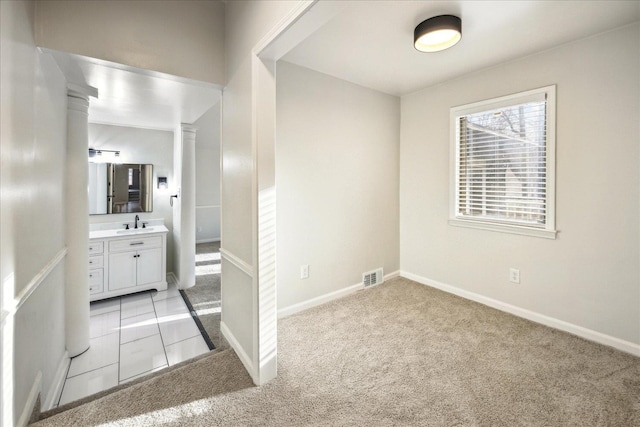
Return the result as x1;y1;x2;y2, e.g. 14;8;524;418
57;282;210;406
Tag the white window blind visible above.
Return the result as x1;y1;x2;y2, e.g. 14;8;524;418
450;86;556;238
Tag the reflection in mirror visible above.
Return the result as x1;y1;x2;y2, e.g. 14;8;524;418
89;163;153;215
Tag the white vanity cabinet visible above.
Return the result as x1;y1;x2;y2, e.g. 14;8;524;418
88;241;105;295
89;227;168;301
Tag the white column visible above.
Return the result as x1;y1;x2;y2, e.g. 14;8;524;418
179;125;197;289
65;91;91;357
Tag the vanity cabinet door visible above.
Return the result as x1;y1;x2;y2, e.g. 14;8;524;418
137;247;162;286
109;251;137;290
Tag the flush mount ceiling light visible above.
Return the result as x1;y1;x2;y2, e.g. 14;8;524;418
414;15;462;52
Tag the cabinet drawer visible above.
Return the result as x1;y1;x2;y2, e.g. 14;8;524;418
89;241;104;255
88;255;104;269
89;269;104;294
109;236;162;253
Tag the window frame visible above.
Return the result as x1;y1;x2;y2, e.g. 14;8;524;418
449;85;557;239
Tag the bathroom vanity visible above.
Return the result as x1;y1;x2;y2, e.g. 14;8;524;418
88;225;168;301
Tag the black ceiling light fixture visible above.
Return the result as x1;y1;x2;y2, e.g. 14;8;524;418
414;15;462;52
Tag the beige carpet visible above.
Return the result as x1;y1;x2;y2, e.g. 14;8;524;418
33;278;640;426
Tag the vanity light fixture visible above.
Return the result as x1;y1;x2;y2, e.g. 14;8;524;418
88;148;120;158
414;15;462;52
158;177;168;189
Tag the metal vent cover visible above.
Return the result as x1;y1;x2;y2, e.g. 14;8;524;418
363;268;384;288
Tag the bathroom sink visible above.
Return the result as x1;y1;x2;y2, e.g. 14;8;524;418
89;225;168;239
116;227;156;235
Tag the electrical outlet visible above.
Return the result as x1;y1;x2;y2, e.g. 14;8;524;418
300;265;309;279
509;268;520;284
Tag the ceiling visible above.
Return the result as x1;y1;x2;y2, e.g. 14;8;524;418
45;1;638;127
48;50;221;131
283;1;640;96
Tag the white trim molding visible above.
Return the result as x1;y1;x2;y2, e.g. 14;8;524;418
220;321;257;384
448;219;557;239
278;283;363;319
43;351;70;411
220;248;254;277
278;270;401;319
0;309;9;328
195;205;221;209
384;270;400;281
17;371;41;427
196;238;221;244
401;271;640;357
252;0;316;56
8;248;67;315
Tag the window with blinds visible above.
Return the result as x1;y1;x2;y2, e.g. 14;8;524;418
450;86;556;238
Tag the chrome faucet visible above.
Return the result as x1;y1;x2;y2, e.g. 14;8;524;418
134;214;140;229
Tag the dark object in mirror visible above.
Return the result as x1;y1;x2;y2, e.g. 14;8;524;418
89;163;153;215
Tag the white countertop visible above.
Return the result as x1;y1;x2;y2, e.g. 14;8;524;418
89;225;169;240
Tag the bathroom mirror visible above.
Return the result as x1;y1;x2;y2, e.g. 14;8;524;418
89;163;153;215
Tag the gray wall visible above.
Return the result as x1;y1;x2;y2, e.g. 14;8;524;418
276;61;400;310
88;124;176;274
194;102;221;243
400;24;640;344
34;0;225;85
1;0;68;423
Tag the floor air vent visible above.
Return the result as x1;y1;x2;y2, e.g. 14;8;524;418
363;268;384;288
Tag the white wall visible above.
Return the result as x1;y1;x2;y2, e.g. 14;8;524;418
276;61;400;310
88;124;176;274
1;0;68;423
194;102;221;243
400;24;640;345
222;0;302;379
34;0;225;85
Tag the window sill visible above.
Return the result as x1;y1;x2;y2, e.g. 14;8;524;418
448;218;557;239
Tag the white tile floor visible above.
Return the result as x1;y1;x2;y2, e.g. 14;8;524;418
57;282;210;406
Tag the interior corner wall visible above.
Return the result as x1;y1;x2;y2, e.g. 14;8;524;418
400;24;640;345
34;0;225;85
88;124;176;274
275;61;400;310
194;102;221;243
1;0;68;422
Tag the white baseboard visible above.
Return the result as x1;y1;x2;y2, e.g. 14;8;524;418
384;270;400;281
43;351;69;411
401;271;640;357
278;283;362;319
17;371;41;427
277;269;401;319
220;321;258;384
196;238;220;244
